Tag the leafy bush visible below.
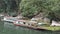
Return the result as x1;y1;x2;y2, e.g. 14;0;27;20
20;0;42;18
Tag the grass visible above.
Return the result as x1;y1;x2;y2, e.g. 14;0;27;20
43;26;60;31
37;21;60;31
37;22;60;31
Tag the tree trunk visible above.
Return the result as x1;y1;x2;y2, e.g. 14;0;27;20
50;18;53;24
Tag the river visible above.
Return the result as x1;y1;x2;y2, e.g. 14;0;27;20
0;21;60;34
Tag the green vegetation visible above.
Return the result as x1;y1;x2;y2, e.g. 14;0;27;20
20;0;41;18
37;23;60;31
0;0;60;31
0;0;60;21
43;26;60;31
20;0;60;23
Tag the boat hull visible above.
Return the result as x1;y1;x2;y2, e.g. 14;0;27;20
13;22;46;30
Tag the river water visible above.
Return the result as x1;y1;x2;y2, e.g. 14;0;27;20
0;21;60;34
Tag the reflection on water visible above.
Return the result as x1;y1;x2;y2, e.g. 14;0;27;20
0;21;60;34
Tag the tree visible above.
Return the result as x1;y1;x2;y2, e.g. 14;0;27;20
20;0;60;23
20;0;42;18
2;0;21;16
41;0;60;23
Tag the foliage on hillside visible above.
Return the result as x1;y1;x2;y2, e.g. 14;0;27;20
20;0;60;21
20;0;42;18
0;0;60;22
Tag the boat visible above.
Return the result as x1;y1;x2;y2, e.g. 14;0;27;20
13;20;46;30
1;16;19;23
1;16;46;30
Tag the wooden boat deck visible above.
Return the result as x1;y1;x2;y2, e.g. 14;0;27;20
13;22;46;30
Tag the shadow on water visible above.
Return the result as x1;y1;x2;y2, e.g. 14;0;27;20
0;21;3;32
0;20;60;34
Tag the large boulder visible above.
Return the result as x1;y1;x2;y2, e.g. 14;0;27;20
50;20;60;26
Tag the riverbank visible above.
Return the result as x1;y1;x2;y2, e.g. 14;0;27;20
3;23;60;34
1;15;60;31
41;26;60;31
0;20;60;34
3;22;60;34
